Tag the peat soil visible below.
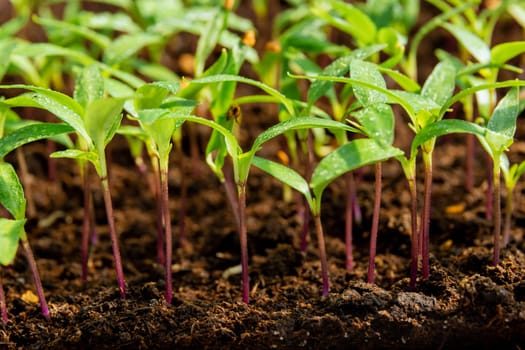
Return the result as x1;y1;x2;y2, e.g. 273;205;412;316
0;119;524;350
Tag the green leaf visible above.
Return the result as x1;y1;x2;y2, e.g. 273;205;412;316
134;84;171;111
194;8;226;76
351;103;394;146
350;59;387;105
0;218;25;266
491;41;525;65
34;15;111;49
487;86;519;139
313;0;376;45
311;139;403;212
84;98;124;148
190;74;295;115
1;85;90;143
411;119;486;157
0;123;74;159
421;60;456;107
0;162;26;220
379;67;421;92
252;117;354;152
50;149;99;164
0;39;17;81
306;45;386;106
252;156;313;208
441;22;490;63
103;32;162;65
74;65;105;110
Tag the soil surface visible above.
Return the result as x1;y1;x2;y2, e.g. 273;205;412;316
1;123;525;350
1;1;525;349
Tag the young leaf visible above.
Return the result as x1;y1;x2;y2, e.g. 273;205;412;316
351;103;395;146
487;86;519;139
441;22;490;63
1;85;90;143
74;65;105;110
350;59;388;105
410;119;486;157
252;156;313;208
84;98;125;149
0;218;25;266
491;41;525;65
306;45;386;106
103;33;162;65
50;149;99;165
311;139;403;211
0;162;26;220
421;60;456;107
0;123;74;158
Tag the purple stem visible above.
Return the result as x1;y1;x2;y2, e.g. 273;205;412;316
367;163;382;284
0;272;7;324
313;214;329;297
486;154;494;221
300;131;314;252
153;166;165;266
81;163;91;282
237;182;250;303
503;186;513;247
223;166;241;230
493;165;502;266
408;176;419;290
344;172;355;270
421;152;433;280
160;169;173;303
101;178;126;299
21;239;49;319
299;198;310;252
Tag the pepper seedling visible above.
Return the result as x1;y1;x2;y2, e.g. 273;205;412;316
0;65;128;298
253;138;402;296
0;162;50;322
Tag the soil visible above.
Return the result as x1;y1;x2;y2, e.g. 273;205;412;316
1;1;525;350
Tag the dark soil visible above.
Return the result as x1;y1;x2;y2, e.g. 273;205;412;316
1;123;525;350
1;1;525;349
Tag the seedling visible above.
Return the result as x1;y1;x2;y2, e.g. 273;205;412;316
254;138;402;295
0;65;128;298
0;162;50;322
127;81;193;304
175;72;353;302
500;155;525;247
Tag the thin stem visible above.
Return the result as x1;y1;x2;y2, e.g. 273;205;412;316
344;172;355;270
237;182;249;303
300;197;310;252
421;151;433;280
224;166;241;230
0;271;7;324
101;178;126;299
313;213;329;297
21;239;49;319
408;176;419;290
503;185;513;247
486;154;494;221
176;143;187;248
300;131;314;252
81;162;91;282
155;168;165;265
368;163;382;284
160;169;173;304
493;161;502;266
